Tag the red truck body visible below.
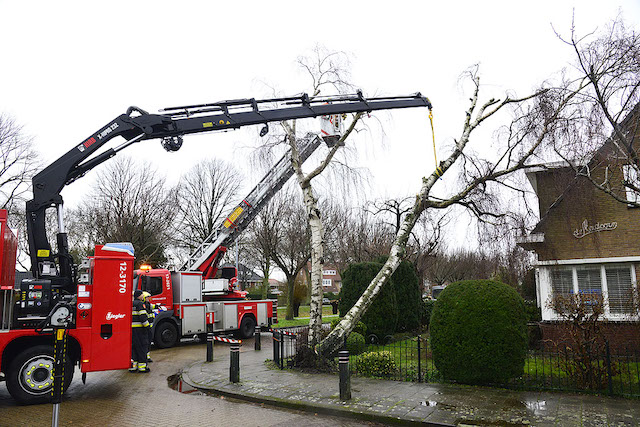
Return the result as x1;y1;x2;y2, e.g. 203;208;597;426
0;231;134;404
135;267;277;347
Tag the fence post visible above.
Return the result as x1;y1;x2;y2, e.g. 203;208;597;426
206;333;214;362
339;350;351;400
230;342;240;383
254;326;261;351
273;330;280;367
417;336;422;383
605;340;613;396
279;332;285;369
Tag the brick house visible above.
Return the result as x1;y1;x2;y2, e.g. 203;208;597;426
297;264;342;294
320;265;342;294
517;106;640;351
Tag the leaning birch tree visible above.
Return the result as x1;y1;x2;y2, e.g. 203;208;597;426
317;67;581;356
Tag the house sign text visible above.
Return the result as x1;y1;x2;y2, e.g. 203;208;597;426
573;219;617;239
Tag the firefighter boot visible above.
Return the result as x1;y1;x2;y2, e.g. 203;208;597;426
147;352;153;363
129;362;138;373
137;362;150;373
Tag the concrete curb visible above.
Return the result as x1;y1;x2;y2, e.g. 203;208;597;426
180;362;454;427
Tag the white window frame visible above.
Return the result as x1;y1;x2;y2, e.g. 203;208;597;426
541;263;637;321
323;269;337;276
322;278;332;287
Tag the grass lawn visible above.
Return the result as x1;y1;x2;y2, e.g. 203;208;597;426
277;305;336;317
273;313;339;328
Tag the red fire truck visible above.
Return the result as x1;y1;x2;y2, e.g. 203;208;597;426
0;92;432;404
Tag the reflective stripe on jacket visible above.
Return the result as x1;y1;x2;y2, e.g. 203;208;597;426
132;299;150;328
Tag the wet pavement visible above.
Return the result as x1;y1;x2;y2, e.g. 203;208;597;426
0;340;382;427
182;333;640;426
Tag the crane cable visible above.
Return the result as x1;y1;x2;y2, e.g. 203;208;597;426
429;109;443;177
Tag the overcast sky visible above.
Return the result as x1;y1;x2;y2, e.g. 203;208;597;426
1;1;639;223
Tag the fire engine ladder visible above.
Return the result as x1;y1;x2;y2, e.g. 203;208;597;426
181;133;323;272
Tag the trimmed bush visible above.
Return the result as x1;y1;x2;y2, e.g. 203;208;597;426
430;280;528;385
346;332;366;355
390;260;422;332
353;351;397;378
339;262;398;339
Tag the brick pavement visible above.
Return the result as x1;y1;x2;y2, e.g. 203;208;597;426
0;341;380;427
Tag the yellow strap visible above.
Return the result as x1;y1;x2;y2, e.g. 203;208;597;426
429;109;443;177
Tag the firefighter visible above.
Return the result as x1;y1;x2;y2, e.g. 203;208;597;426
141;291;155;363
130;290;151;373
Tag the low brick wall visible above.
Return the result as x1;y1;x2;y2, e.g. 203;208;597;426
539;321;640;354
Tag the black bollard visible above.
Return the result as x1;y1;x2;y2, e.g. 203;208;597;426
230;342;240;383
338;350;351;400
206;333;214;362
254;326;261;351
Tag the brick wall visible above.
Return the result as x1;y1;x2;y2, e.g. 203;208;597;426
534;164;640;262
539;321;640;354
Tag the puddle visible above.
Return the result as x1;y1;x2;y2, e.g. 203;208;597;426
523;399;547;415
420;400;456;410
167;373;203;395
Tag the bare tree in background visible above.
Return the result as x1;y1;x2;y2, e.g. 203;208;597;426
367;196;414;235
174;158;242;250
266;190;310;320
0;113;40;268
244;198;281;298
327;205;395;272
0;114;39;210
77;156;177;267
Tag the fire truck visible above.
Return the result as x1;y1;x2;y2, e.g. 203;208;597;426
0;92;432;404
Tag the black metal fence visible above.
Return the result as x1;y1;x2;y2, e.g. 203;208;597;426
272;328;298;369
347;335;640;398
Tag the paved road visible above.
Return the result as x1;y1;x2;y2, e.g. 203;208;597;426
0;339;380;427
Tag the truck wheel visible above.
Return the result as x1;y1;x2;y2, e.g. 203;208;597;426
238;316;256;339
6;345;73;405
154;322;178;348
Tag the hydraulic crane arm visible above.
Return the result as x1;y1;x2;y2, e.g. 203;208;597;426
27;92;431;291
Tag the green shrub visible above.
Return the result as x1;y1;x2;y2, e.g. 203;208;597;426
524;300;542;322
430;280;528;385
339;262;398;339
422;299;437;327
353;351;397;378
330;318;341;330
390;260;422;332
346;332;366;355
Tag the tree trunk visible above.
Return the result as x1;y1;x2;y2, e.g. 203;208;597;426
302;184;325;347
285;275;295;320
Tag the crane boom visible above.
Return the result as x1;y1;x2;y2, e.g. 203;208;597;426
26;91;432;292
